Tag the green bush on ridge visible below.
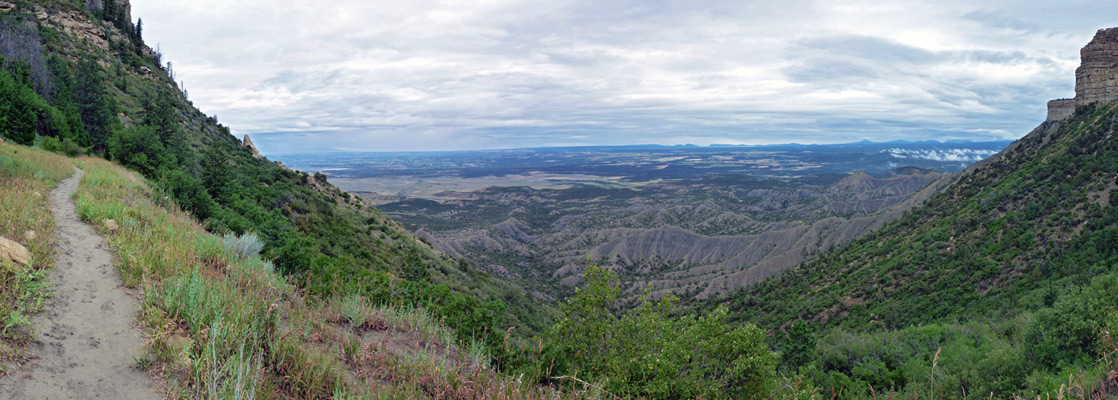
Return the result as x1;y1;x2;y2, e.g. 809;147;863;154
552;265;779;399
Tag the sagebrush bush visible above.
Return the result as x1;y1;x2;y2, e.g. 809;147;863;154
223;232;264;259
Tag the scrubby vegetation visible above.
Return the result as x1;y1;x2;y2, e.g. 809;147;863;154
5;0;547;363
68;155;602;398
2;0;1118;399
708;103;1118;398
550;265;780;399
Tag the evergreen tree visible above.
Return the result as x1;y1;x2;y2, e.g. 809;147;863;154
0;68;37;145
73;56;115;152
201;147;233;202
107;125;167;176
46;55;90;147
132;18;145;55
141;88;192;166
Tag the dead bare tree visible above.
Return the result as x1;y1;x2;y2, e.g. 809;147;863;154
0;16;55;100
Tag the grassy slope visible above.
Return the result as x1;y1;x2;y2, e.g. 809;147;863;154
66;153;587;398
0;143;73;362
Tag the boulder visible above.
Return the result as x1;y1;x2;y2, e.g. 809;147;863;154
103;219;119;232
0;237;31;266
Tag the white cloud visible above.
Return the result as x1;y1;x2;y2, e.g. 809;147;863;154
883;148;1000;162
128;0;1117;153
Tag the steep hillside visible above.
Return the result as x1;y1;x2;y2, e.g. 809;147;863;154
730;104;1117;330
0;141;600;398
0;0;546;346
707;27;1118;399
728;29;1118;331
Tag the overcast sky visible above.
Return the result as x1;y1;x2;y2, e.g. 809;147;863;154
129;0;1115;154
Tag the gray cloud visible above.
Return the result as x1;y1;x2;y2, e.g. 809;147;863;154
129;0;1116;153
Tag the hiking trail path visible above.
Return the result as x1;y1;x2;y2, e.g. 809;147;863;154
0;168;162;399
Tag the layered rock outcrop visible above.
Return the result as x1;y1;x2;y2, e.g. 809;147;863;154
1047;98;1075;121
243;134;262;159
1075;27;1118;107
1048;27;1118;121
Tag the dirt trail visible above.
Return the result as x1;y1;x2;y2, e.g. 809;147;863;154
0;169;161;399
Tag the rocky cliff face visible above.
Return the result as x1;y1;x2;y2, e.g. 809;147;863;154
1046;98;1075;121
1048;27;1118;121
1075;27;1118;107
83;0;131;22
242;134;262;159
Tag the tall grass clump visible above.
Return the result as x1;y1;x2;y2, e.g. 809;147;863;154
0;142;73;357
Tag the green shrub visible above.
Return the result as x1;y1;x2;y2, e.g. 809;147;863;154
60;137;83;157
108;126;168;176
1024;272;1118;370
553;265;778;399
40;135;61;153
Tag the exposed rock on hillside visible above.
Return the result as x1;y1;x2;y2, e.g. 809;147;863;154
83;0;131;22
1047;99;1075;121
1048;27;1118;120
495;218;538;243
243;134;262;159
1076;27;1118;107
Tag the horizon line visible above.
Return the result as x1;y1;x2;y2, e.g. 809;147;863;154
262;138;1017;157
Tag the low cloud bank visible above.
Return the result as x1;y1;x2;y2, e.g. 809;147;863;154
883;148;999;162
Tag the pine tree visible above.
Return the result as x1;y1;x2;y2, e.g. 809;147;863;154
0;68;38;145
45;55;89;146
141;88;193;167
201;147;233;202
73;56;116;152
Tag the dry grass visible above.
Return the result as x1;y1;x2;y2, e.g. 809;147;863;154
71;156;598;399
0;142;74;365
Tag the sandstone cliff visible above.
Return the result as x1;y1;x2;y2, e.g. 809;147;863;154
1075;27;1118;107
1047;27;1118;120
242;134;262;159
